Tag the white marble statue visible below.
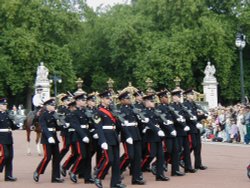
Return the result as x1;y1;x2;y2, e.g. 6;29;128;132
204;61;216;81
36;62;49;81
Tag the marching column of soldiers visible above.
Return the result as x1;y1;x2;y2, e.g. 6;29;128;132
0;88;208;187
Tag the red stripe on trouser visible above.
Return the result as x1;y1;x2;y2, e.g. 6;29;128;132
38;144;48;175
97;152;105;168
71;142;83;173
188;134;192;150
141;143;151;168
60;136;66;153
98;150;109;179
0;144;4;166
163;140;167;152
63;145;75;168
119;143;129;169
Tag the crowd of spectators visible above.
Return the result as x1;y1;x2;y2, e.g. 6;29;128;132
201;103;250;144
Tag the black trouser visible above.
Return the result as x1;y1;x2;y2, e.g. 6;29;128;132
188;132;203;168
0;144;14;178
62;143;77;170
59;136;70;162
91;139;102;167
164;137;179;174
120;140;142;181
141;142;164;177
176;136;193;170
96;145;121;187
71;141;92;180
36;143;60;180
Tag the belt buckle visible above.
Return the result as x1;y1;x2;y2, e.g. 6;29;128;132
113;126;115;130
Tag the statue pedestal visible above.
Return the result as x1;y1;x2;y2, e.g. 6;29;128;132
202;78;218;109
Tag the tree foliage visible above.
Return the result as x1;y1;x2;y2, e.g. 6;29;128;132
0;0;250;106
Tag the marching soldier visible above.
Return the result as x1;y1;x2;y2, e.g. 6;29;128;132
60;100;78;177
86;94;102;168
156;90;185;176
170;90;197;173
33;98;64;183
68;93;94;184
93;90;129;188
0;98;20;181
140;94;169;181
58;95;72;163
182;89;207;170
118;91;145;185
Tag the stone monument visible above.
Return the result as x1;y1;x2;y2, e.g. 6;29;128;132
33;62;50;107
202;61;218;108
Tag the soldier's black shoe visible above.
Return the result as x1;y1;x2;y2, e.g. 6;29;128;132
85;178;95;184
156;175;170;181
195;165;208;170
51;178;64;183
111;183;126;188
185;168;197;173
150;165;156;175
179;160;185;168
33;172;39;182
69;172;77;183
5;176;17;182
171;171;185;176
60;166;67;177
163;164;168;172
94;178;103;188
132;179;145;185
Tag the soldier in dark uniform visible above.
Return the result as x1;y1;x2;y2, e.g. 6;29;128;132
68;93;94;184
132;90;151;172
156;90;185;176
118;91;145;185
60;100;78;177
86;94;102;169
0;98;20;181
140;94;169;181
33;98;64;183
182;89;207;170
58;95;71;163
93;90;129;188
170;90;196;173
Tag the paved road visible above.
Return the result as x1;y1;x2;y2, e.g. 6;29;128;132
0;130;249;188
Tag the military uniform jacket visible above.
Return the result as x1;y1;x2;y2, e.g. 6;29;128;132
132;102;146;134
70;107;89;142
93;105;130;146
142;107;163;143
57;105;70;137
0;111;19;145
119;104;141;142
170;102;188;136
86;106;98;136
156;104;176;138
39;110;60;144
182;101;199;134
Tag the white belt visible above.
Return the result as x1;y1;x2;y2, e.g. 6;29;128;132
68;128;75;132
103;126;116;130
126;122;138;127
0;129;11;132
80;125;89;129
48;128;56;132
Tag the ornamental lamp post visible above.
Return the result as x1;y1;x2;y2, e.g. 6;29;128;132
50;75;62;98
235;33;246;104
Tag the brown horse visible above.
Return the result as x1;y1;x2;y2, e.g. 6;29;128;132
23;109;42;156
